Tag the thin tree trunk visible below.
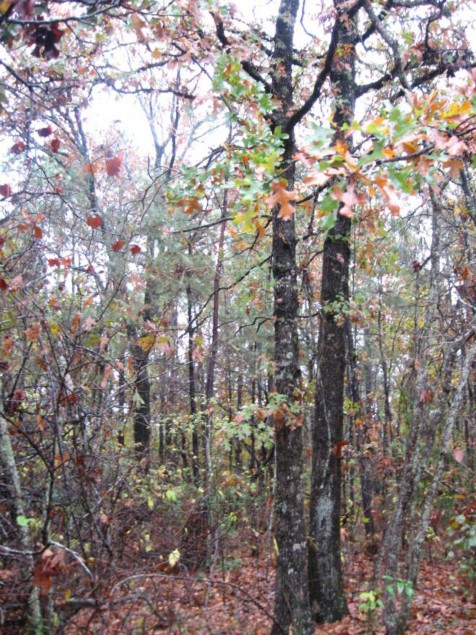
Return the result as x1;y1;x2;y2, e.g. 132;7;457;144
186;281;200;484
0;414;43;631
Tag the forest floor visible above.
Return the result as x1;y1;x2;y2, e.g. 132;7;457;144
63;550;475;634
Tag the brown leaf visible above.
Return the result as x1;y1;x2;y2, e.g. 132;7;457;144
106;154;122;177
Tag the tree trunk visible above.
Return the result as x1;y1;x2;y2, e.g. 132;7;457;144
186;280;200;484
270;2;313;633
309;0;356;622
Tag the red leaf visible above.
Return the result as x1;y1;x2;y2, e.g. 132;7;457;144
111;240;124;252
85;264;95;274
130;244;141;255
48;258;60;267
106;154;122;177
37;126;52;137
0;184;12;197
87;215;102;229
50;138;60;153
0;278;8;291
10;141;26;154
331;440;349;457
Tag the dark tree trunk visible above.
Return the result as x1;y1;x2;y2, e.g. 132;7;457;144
270;2;313;633
309;0;356;622
131;340;151;459
186;280;200;484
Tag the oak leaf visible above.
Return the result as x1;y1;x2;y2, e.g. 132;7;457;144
265;180;298;220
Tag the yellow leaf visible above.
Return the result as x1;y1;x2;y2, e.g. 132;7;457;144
50;322;61;336
137;334;155;352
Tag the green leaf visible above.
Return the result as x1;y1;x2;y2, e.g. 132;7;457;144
16;515;29;527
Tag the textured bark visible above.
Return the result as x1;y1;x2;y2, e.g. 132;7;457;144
0;414;42;631
270;2;313;634
128;322;152;460
309;0;356;622
186;281;200;484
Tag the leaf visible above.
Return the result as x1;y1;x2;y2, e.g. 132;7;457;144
332;184;362;218
83;316;95;331
106;153;122;176
112;240;124;252
331;440;349;457
138;334;155;352
50;138;60;153
10;141;26;154
16;515;29;527
130;244;141;255
37;126;52;137
265;180;298;220
168;548;181;567
0;183;12;197
48;258;60;267
453;447;464;464
0;278;8;291
25;323;40;341
87;214;102;229
34;225;43;239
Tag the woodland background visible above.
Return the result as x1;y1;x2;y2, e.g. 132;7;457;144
0;1;475;634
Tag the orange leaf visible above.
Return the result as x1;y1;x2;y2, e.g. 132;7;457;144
34;226;43;239
265;180;298;220
112;240;124;252
87;214;102;229
25;323;40;342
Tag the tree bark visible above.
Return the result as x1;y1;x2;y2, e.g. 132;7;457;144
270;2;313;633
309;0;357;622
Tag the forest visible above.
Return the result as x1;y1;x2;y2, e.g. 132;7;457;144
0;1;475;633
